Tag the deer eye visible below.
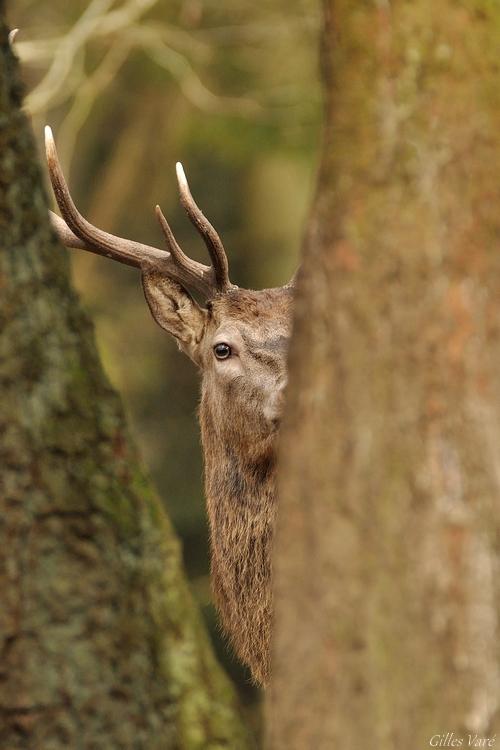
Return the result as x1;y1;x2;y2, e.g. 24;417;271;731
214;343;232;360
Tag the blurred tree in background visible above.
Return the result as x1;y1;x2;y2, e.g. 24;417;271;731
8;0;320;708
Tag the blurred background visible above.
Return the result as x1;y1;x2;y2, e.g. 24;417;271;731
8;0;321;727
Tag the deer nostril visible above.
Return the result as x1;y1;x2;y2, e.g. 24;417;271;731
271;417;281;431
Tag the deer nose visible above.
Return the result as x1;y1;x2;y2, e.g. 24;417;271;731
274;382;286;414
264;379;287;429
277;376;287;393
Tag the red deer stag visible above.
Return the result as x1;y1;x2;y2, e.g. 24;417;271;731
44;127;294;686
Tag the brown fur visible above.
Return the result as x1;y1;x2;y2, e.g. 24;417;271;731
200;289;292;684
142;277;293;684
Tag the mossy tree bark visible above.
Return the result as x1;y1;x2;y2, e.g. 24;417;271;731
268;1;500;748
0;14;251;750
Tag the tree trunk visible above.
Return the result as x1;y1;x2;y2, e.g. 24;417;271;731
0;16;251;750
268;1;500;747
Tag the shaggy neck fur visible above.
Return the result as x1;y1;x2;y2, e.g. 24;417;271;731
200;399;277;685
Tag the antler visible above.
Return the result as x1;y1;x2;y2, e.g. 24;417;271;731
174;162;231;291
45;126;233;297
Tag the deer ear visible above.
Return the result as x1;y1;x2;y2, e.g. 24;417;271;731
141;271;207;363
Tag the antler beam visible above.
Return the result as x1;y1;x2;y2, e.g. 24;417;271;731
45;127;232;297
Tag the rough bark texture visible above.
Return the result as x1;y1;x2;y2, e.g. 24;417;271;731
0;17;251;750
268;1;500;748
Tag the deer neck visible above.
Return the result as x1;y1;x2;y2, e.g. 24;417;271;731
199;401;277;509
198;398;277;685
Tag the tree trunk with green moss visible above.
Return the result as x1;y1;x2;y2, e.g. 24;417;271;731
268;1;500;747
0;16;250;750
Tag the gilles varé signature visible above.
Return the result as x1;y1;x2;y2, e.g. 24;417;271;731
430;733;496;748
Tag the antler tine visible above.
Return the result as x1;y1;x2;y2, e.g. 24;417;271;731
175;162;232;292
155;204;213;285
45;126;162;269
50;210;88;251
45;127;216;297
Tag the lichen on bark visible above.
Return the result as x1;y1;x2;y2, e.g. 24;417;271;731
0;18;250;750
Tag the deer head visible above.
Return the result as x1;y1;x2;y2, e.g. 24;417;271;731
45;127;294;684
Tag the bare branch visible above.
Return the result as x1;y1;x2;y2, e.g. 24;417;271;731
25;0;116;115
17;1;262;122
